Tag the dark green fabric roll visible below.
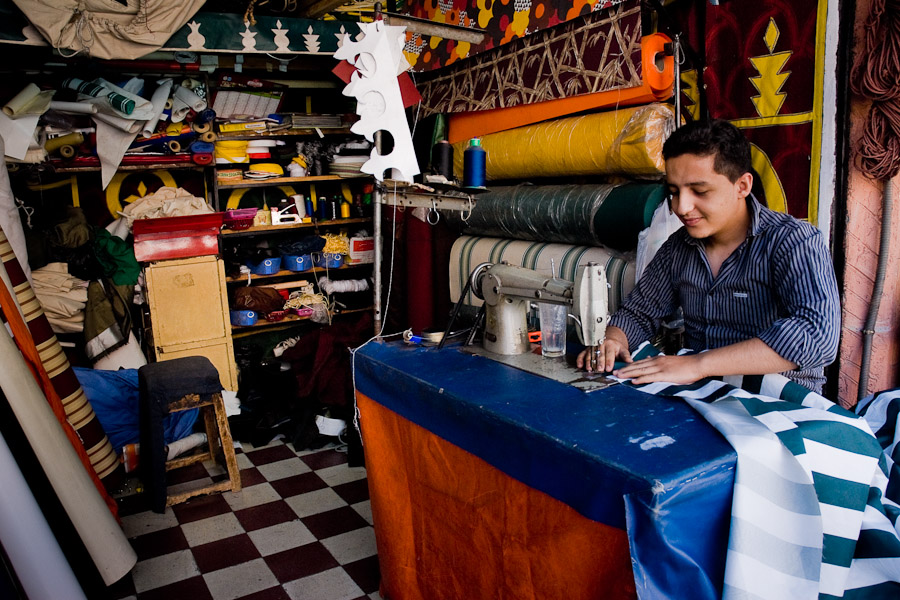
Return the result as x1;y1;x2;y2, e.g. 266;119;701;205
460;183;666;251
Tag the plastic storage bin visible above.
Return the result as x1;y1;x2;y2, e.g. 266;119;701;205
245;256;282;275
314;252;345;269
282;254;313;272
230;310;258;327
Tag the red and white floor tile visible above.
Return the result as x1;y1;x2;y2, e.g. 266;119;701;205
106;440;380;600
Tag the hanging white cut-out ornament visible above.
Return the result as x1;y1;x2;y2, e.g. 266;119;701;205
187;21;206;50
304;26;320;53
334;22;420;182
273;20;290;52
240;24;258;52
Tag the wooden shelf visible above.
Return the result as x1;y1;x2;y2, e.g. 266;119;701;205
216;127;353;140
220;217;371;236
230;305;373;337
51;161;203;173
216;174;368;189
225;263;370;283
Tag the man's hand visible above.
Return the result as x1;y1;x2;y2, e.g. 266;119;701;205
576;326;631;373
612;354;704;385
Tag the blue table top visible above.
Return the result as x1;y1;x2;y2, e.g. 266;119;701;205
355;340;736;527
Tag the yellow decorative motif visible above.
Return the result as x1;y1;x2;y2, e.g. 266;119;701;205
749;18;792;118
680;69;701;122
106;170;177;218
763;18;780;53
750;143;787;214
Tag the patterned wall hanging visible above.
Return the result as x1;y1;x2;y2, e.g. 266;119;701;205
0;7;352;56
416;2;642;116
402;0;628;71
702;1;827;224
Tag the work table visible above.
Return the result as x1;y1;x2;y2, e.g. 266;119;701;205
354;340;738;599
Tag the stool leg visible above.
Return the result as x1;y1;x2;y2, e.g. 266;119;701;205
213;394;242;493
203;406;218;461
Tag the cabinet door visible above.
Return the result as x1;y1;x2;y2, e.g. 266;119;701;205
156;340;238;391
146;256;229;347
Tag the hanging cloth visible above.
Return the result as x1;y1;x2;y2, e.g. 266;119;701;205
12;0;206;60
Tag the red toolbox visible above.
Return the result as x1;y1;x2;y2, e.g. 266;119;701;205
133;213;224;262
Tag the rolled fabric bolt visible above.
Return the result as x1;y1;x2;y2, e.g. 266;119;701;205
167;139;181;153
141;79;173;138
191;153;213;165
45;132;84;153
48;101;97;115
189;140;215;154
200;131;217;143
3;83;42;117
58;145;75;158
191;121;211;134
164;99;173;110
194;108;216;125
173;85;206;113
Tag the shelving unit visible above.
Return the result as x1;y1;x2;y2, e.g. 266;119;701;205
224;262;368;283
221;217;370;237
216;174;364;190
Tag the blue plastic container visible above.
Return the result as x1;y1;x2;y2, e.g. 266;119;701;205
245;256;282;275
283;254;313;272
230;310;258;327
314;252;345;269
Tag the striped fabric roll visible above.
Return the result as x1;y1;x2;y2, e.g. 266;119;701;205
621;343;900;599
63;77;135;115
0;227;122;489
449;235;635;313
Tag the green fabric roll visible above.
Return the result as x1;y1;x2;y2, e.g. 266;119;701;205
460;183;666;251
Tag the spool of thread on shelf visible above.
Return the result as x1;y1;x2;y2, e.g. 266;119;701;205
432;140;454;179
340;201;351;219
305;198;315;219
463;138;486;188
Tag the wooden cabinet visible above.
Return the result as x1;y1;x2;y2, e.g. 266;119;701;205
144;255;239;390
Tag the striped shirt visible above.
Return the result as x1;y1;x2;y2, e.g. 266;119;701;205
609;197;840;393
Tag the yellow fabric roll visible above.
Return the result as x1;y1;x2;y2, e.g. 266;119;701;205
452;103;675;181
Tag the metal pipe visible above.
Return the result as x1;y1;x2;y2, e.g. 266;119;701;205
373;184;383;337
857;178;893;403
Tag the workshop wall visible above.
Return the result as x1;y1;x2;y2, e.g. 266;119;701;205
837;0;900;407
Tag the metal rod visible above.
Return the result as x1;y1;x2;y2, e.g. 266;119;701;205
674;35;682;128
373;184;383;337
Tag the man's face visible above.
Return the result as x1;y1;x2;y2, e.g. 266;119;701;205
665;153;752;241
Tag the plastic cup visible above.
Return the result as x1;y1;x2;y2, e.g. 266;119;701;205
539;303;567;358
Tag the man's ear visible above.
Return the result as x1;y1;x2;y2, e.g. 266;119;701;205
736;172;753;199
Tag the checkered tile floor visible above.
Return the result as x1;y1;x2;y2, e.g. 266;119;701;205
105;440;380;600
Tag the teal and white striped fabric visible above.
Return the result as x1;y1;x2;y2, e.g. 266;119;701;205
622;343;900;599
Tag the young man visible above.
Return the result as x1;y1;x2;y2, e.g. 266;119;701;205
577;119;840;394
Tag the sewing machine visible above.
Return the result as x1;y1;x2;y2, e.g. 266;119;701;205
465;262;614;390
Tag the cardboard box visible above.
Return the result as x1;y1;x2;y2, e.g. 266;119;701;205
348;236;374;264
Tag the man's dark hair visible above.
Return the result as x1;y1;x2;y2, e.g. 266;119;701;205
662;119;752;183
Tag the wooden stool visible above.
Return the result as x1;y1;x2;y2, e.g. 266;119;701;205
139;356;242;513
164;391;242;507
